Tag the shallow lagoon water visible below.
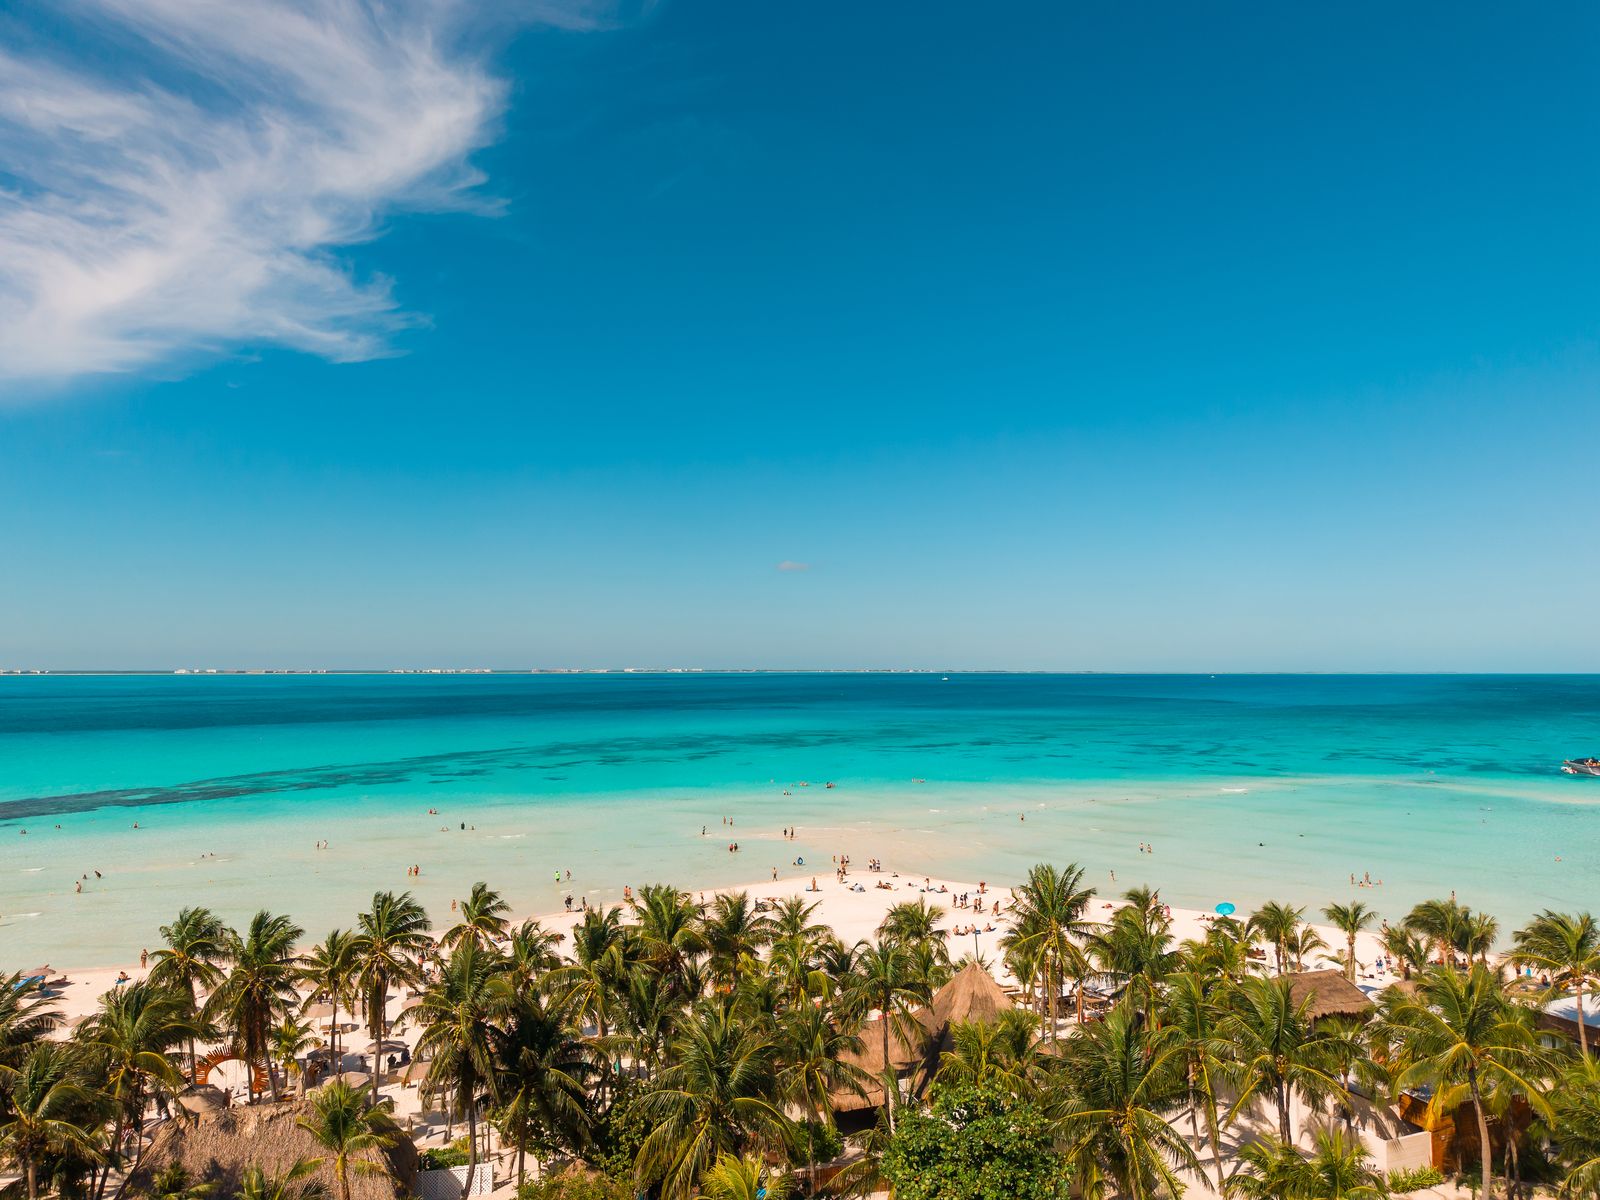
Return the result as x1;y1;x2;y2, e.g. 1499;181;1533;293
2;673;1597;967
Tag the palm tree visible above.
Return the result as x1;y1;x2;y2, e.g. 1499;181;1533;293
842;939;926;1132
1002;863;1098;1038
551;905;631;1043
1323;903;1378;982
411;940;511;1194
1093;896;1179;1027
79;980;192;1196
769;896;826;943
633;1005;792;1200
1221;975;1345;1144
877;897;946;946
1250;902;1307;977
1548;1056;1600;1200
489;988;596;1189
300;930;357;1069
0;974;60;1081
1404;898;1470;968
633;884;706;999
768;935;827;1009
237;1159;324;1200
702;892;773;989
271;1019;322;1094
206;911;304;1101
1057;1004;1200;1200
148;1164;219;1200
148;907;227;1080
444;882;511;949
0;1042;102;1200
1379;926;1431;981
351;891;431;1093
1511;910;1600;1057
700;1152;793;1200
1463;912;1500;966
935;1011;1041;1096
1227;1130;1387;1200
777;1003;869;1189
1378;964;1551;1200
296;1081;399;1200
1163;970;1230;1191
504;920;562;999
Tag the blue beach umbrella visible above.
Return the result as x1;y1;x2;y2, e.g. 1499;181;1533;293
1215;902;1236;916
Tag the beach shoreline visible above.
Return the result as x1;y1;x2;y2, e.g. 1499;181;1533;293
32;862;1402;1030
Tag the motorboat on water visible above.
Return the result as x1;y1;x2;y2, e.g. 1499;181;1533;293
1562;758;1600;776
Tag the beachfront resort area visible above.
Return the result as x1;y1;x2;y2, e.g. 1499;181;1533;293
3;861;1598;1200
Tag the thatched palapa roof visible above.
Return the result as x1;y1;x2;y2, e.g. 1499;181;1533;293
1284;969;1375;1020
919;962;1013;1036
133;1097;418;1200
831;963;1013;1113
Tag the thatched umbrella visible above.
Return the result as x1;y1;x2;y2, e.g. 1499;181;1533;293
335;1071;372;1089
1284;969;1376;1022
920;962;1014;1033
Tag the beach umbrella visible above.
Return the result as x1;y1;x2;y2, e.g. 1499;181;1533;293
364;1039;407;1053
1214;902;1236;916
26;967;50;979
303;1001;336;1020
333;1071;372;1089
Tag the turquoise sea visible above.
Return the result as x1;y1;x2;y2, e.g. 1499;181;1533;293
2;673;1598;968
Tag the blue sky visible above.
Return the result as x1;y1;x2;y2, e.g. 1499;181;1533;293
2;1;1597;671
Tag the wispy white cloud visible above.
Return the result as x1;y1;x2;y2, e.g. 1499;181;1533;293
0;0;619;387
776;560;810;572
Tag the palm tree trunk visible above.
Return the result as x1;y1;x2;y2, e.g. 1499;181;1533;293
1577;984;1589;1058
96;1110;128;1200
881;1017;895;1133
370;991;385;1100
1202;1071;1226;1193
1469;1070;1493;1200
27;1158;37;1200
463;1103;479;1197
1278;1080;1292;1144
1346;935;1356;981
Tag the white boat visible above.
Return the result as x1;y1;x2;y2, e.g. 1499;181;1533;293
1561;758;1600;776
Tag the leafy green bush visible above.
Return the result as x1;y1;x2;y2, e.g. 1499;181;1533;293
418;1141;471;1171
881;1083;1071;1200
1388;1165;1445;1192
588;1081;650;1183
517;1170;633;1200
793;1119;843;1167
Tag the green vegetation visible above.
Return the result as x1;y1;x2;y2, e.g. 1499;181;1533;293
1386;1164;1445;1192
881;1083;1070;1200
2;875;1598;1200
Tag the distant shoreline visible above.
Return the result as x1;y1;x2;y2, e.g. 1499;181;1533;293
6;669;1598;677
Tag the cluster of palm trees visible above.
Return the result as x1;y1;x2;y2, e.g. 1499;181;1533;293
3;867;1599;1200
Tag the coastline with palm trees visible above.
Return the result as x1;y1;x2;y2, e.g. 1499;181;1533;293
4;864;1598;1200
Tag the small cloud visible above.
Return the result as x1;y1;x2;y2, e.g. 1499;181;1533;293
776;561;810;572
